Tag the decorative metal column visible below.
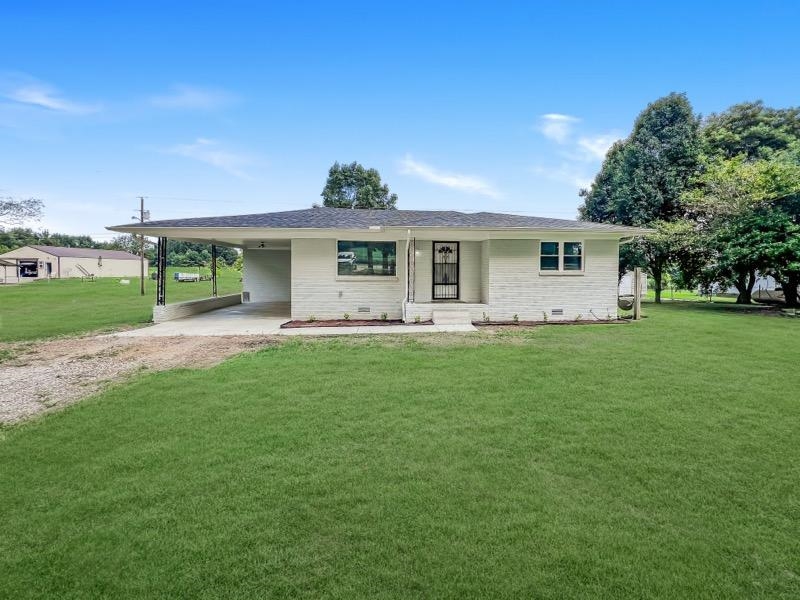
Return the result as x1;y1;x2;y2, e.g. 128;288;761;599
156;237;167;306
211;244;218;297
407;237;416;302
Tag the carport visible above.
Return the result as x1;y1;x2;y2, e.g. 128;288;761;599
115;302;291;337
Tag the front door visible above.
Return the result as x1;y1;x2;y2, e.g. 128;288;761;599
432;241;459;300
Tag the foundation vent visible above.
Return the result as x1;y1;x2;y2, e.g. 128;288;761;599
357;306;370;313
242;291;250;302
551;308;564;316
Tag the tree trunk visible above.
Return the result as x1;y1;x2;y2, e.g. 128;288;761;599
734;269;754;304
652;267;662;304
784;273;800;308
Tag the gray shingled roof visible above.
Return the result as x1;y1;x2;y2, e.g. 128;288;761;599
114;207;643;233
29;246;141;260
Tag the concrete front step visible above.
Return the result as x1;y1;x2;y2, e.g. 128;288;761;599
432;308;473;325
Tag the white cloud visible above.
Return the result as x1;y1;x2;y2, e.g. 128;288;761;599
166;138;255;179
537;113;580;144
150;85;237;110
399;155;501;199
531;163;593;191
0;74;100;114
576;134;620;161
532;114;621;192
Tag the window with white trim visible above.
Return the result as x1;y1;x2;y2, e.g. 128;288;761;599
540;242;560;271
337;241;397;276
540;241;583;272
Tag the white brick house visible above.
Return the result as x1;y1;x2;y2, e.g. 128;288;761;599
109;207;648;323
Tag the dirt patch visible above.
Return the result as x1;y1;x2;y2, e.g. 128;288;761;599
281;319;433;328
0;335;279;424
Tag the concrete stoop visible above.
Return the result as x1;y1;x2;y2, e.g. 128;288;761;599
432;307;473;325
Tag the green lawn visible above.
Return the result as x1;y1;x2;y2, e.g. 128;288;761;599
644;288;737;302
0;267;241;341
2;304;799;598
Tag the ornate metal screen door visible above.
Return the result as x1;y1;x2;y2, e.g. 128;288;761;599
432;241;459;300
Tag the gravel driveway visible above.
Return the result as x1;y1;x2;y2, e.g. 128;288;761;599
0;334;277;424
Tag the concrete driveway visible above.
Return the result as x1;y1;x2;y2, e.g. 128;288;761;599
115;302;291;337
113;301;477;337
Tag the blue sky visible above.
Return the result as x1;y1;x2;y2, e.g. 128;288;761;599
1;1;799;240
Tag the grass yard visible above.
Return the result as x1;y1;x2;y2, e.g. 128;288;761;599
0;267;241;341
644;288;737;302
1;303;799;598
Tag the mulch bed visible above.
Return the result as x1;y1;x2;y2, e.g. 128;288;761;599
281;319;434;329
474;319;628;327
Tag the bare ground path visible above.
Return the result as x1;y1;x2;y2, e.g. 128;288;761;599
0;335;278;423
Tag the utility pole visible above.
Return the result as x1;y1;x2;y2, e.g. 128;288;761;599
133;197;150;296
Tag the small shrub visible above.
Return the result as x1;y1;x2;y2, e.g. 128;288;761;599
413;315;421;323
542;311;548;323
343;313;351;320
575;314;582;321
512;314;519;324
380;312;388;321
307;315;316;323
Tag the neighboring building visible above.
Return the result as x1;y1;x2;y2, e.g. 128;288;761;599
0;245;142;283
722;274;777;295
108;207;649;323
619;270;648;296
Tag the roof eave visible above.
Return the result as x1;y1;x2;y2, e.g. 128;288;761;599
108;224;649;236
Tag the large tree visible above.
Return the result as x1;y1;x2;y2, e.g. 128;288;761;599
702;101;800;160
687;103;800;304
684;152;800;303
579;93;701;301
320;161;398;209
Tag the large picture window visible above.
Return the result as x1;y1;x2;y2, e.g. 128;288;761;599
337;241;397;276
540;241;583;272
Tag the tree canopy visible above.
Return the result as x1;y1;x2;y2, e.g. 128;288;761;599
702;101;800;160
578;95;800;307
0;228;239;268
320;162;398;209
579;93;701;301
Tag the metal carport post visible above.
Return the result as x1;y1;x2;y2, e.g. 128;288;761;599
156;237;167;306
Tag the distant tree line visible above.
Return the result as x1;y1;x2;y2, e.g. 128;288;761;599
0;229;239;268
579;95;800;307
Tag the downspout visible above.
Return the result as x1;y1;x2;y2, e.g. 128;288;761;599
403;228;411;322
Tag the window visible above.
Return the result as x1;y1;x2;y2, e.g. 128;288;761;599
563;242;583;271
540;242;560;271
539;241;583;272
337;241;397;276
